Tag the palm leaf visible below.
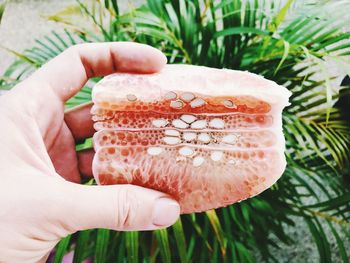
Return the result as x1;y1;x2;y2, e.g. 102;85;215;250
0;1;5;24
125;231;139;263
155;229;171;263
72;230;92;263
53;235;72;263
171;218;187;263
94;229;110;263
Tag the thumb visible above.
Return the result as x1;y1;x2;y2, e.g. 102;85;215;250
57;181;180;233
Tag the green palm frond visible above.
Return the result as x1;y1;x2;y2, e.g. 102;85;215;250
0;1;5;24
0;30;94;108
1;0;350;262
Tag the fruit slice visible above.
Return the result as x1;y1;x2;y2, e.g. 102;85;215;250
91;64;291;213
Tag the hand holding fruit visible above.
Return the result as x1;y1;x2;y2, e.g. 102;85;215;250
0;42;180;263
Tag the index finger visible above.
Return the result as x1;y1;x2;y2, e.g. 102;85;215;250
27;42;167;102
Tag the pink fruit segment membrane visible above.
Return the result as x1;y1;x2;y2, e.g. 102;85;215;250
91;64;291;213
91;110;273;130
94;129;276;149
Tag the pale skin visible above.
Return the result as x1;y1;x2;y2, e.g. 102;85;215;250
0;42;180;263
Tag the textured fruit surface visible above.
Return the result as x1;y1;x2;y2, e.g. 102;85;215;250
91;64;291;213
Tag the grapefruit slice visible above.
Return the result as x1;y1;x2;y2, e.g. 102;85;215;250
91;64;291;213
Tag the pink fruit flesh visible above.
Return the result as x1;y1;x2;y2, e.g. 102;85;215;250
91;64;291;213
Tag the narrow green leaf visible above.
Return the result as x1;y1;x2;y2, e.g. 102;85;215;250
274;39;290;75
0;46;40;67
117;233;126;262
314;218;332;263
136;26;174;42
64;29;78;45
210;240;219;263
75;137;93;151
155;229;171;263
164;3;180;33
306;192;350;211
44;34;67;52
185;235;196;262
73;230;91;263
172;218;187;263
94;229;110;263
206;210;227;256
110;0;119;15
305;218;331;263
125;231;139;263
189;216;213;252
150;232;158;263
316;32;350;51
47;4;82;19
0;1;6;24
104;0;109;9
235;241;255;263
268;0;294;32
214;26;268;38
54;235;71;263
328;222;349;263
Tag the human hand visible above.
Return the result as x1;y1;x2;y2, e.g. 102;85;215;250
0;42;180;262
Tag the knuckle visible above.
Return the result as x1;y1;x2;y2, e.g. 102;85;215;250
115;185;139;230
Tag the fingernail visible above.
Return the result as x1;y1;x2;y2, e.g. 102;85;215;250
153;197;180;227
